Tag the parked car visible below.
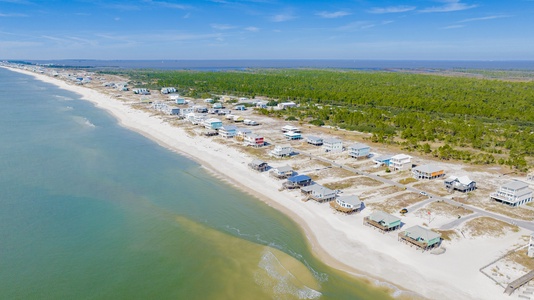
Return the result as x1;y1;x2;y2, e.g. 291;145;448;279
419;191;428;196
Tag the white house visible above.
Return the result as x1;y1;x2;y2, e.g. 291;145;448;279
331;195;362;213
281;125;300;133
490;180;533;207
278;102;297;109
203;118;223;130
323;138;343;153
160;87;176;94
244;134;265;147
271;144;293;157
235;128;252;141
178;107;194;117
390;154;412;171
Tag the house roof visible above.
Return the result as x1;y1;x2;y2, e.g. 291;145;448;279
205;118;221;123
413;164;443;174
404;225;441;241
348;143;369;150
306;136;323;142
368;210;400;224
246;133;262;139
391;154;412;160
323;138;342;144
337;195;361;206
373;155;393;162
288;174;311;183
250;159;267;167
274;165;293;173
282;125;299;131
502;180;530;190
236;128;252;134
301;184;335;195
445;175;475;185
220;125;237;131
276;144;292;149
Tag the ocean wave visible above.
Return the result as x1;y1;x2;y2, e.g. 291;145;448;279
224;224;329;284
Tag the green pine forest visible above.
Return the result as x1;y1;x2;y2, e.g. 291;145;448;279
113;69;534;171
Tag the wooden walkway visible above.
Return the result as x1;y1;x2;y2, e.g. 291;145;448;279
504;270;534;295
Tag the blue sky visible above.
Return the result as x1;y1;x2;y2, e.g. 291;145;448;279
0;0;533;60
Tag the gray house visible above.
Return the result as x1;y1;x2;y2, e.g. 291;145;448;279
270;165;294;179
348;143;370;159
301;184;336;202
331;195;362;213
248;159;268;172
306;136;323;146
444;175;476;192
398;225;441;251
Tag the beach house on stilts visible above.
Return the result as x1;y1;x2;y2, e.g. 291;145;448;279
364;211;401;232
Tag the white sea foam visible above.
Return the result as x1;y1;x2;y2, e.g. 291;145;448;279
72;116;96;128
54;95;73;101
254;250;322;300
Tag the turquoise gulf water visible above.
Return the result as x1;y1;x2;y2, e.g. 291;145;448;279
0;68;393;300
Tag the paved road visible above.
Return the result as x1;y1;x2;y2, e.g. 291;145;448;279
304;152;534;232
440;212;481;230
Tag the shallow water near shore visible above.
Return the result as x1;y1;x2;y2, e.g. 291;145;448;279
0;68;394;299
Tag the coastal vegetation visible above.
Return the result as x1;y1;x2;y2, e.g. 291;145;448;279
112;69;534;171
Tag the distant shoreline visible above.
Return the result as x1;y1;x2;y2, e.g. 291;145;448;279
7;59;534;71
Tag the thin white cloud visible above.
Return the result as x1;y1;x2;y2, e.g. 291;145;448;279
419;0;476;13
367;5;415;14
244;26;259;32
458;15;510;23
211;23;236;30
0;12;28;17
441;24;464;29
271;12;296;22
337;21;375;31
0;41;40;48
142;0;191;10
183;12;191;18
316;11;351;18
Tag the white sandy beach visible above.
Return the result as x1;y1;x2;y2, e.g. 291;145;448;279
6;66;530;300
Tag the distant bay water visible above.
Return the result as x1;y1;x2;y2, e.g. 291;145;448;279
0;68;395;299
20;59;534;71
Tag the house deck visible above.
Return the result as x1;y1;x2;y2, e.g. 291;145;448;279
504;270;534;295
305;195;335;203
330;201;357;214
270;172;291;179
398;233;440;251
